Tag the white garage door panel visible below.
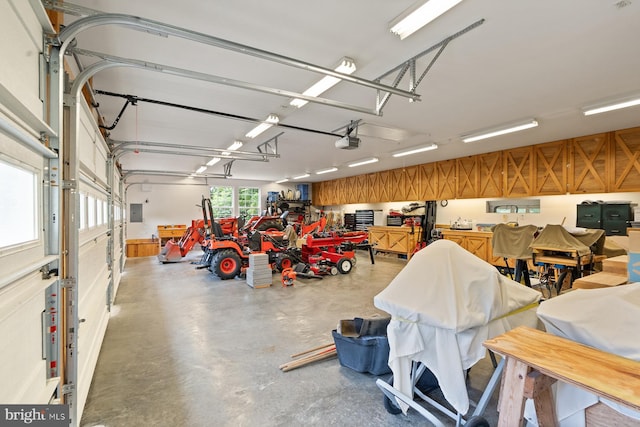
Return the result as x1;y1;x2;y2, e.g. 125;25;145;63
0;1;44;117
0;272;57;403
76;274;109;420
78;101;109;185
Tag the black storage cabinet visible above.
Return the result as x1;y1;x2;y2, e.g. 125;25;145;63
576;202;635;236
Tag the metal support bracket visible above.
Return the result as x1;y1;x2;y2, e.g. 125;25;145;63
61;383;75;395
59;278;77;289
61;180;78;190
223;161;234;177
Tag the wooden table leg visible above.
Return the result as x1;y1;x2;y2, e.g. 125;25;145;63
524;370;558;427
497;357;530;427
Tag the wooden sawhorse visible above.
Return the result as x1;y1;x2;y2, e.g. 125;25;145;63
484;326;640;427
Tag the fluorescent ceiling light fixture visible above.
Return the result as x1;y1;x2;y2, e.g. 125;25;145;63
582;95;640;116
392;143;438;157
293;173;310;180
275;178;289;184
462;119;539;143
245;114;279;139
221;140;243;156
348;157;379;168
195;165;207;174
206;157;221;166
390;0;464;40
226;140;243;151
316;167;338;175
290;57;357;108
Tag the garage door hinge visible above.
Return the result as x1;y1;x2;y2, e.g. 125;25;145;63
61;180;77;190
59;278;76;288
61;383;75;395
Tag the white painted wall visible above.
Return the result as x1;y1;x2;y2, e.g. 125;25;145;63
125;180;311;239
329;192;640;229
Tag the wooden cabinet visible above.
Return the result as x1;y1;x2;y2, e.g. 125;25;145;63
503;146;534;197
478;152;503;198
611;127;640;192
442;230;493;263
312;126;640;207
533;140;567;195
368;226;422;260
126;238;160;257
440;229;517;267
568;133;609;193
456;156;479;199
157;224;186;245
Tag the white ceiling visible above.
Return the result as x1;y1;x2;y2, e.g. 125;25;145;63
59;0;640;184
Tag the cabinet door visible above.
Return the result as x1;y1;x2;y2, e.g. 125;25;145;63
534;140;567;195
568;133;609;193
478;152;503;198
436;159;456;200
465;235;489;262
503;146;534;197
404;166;421;201
443;234;465;247
456;156;479;199
418;162;438;200
611;127;640;192
368;229;389;250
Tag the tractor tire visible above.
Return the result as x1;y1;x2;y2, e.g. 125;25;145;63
336;257;353;274
277;254;294;272
329;266;339;276
256;221;284;232
212;249;242;280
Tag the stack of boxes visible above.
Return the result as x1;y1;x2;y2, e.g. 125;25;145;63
246;253;272;288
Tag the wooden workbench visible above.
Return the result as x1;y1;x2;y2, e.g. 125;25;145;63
368;226;421;260
157;224;187;245
484;326;640;427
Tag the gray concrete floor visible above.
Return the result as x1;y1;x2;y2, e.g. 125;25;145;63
81;249;500;427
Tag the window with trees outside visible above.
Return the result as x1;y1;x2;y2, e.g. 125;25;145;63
238;187;260;219
210;186;233;218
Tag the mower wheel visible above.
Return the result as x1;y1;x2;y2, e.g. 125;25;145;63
256;221;284;232
277;254;294;272
212;249;242;280
336;257;353;274
330;266;339;276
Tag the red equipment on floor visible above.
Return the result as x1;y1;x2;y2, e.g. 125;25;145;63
157;219;208;263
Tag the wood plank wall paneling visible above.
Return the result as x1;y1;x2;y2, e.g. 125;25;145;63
611;127;640;192
312;126;640;206
456;156;479;199
533;140;567;195
569;133;609;194
478;151;503;198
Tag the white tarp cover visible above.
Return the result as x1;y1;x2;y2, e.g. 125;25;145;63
374;239;540;414
527;283;640;426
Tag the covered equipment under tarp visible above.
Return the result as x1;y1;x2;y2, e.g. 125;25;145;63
374;239;540;417
529;224;605;257
523;283;640;425
492;223;538;259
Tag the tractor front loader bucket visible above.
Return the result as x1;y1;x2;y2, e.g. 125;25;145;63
157;239;184;263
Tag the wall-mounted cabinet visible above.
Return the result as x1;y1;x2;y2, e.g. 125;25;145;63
533;140;567;195
568;133;609;194
312;126;640;207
